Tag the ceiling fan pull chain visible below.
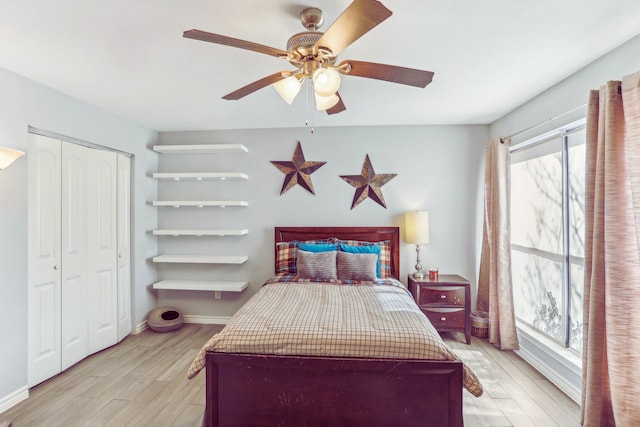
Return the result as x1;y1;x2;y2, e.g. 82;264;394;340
307;81;316;134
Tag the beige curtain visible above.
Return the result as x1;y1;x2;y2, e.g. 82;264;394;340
477;137;519;350
581;71;640;427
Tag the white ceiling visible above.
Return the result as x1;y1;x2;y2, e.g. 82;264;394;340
1;0;639;132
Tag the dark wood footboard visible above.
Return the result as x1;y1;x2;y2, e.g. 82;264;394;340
204;352;463;427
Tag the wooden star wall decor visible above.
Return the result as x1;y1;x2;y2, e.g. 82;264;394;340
340;154;397;209
271;141;326;195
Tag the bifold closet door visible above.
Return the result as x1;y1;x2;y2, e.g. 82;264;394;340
28;134;127;386
117;154;132;341
27;134;62;387
60;142;89;371
87;148;118;354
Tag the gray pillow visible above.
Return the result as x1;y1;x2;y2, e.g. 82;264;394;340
337;251;378;281
297;249;338;280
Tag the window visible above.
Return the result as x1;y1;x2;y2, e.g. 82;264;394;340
510;120;585;353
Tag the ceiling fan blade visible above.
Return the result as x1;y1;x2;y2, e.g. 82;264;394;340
326;93;346;115
184;29;290;59
222;72;289;100
314;0;392;57
339;60;434;88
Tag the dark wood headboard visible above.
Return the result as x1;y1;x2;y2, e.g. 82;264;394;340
274;226;400;279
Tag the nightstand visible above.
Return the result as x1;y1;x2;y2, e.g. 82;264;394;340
408;274;471;344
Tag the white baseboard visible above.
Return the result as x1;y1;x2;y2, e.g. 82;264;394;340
133;320;148;334
515;325;582;404
183;315;231;325
516;345;581;403
0;386;29;414
136;315;229;333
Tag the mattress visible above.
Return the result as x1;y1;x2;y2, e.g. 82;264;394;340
187;275;483;397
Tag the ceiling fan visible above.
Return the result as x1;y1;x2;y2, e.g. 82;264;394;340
183;0;434;115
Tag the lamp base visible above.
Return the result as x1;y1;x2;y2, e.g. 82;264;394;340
413;245;424;279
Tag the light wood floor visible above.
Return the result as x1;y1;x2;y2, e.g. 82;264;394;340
1;324;580;426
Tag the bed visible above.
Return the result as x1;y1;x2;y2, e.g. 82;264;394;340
188;226;483;427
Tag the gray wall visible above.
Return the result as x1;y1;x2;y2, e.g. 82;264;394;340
156;125;488;317
0;66;158;402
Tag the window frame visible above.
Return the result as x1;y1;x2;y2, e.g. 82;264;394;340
509;118;586;352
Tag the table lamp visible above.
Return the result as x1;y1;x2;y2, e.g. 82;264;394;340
405;210;429;278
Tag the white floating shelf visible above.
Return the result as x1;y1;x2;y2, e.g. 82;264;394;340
153;280;248;292
152;254;248;264
153;229;248;237
152;172;248;181
153;144;248;154
152;200;248;207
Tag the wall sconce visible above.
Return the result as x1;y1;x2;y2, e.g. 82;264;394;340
405;210;429;278
0;147;25;170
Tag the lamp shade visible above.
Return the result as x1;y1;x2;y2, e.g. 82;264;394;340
314;92;339;111
312;68;341;97
405;211;429;244
273;76;302;105
0;147;25;170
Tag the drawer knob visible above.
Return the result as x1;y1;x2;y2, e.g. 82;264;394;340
440;295;446;299
440;317;447;321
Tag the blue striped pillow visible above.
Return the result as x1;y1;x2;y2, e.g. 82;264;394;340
299;243;339;252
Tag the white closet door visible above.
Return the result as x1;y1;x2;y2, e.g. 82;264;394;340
60;142;89;370
87;148;118;353
28;134;62;386
117;154;132;341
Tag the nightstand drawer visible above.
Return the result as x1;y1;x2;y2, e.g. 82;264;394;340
418;286;465;306
423;307;466;329
408;274;472;344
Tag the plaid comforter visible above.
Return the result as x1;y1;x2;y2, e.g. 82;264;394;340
187;275;483;397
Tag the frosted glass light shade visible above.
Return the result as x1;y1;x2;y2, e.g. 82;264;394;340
0;147;25;170
312;68;341;97
314;93;339;111
273;76;301;105
405;211;430;244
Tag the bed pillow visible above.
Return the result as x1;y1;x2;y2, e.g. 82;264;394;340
337;239;392;278
276;241;298;273
275;239;334;273
339;244;381;277
336;251;378;281
297;249;338;280
299;243;339;252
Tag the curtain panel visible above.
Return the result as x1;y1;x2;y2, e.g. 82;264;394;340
581;71;640;426
477;137;519;350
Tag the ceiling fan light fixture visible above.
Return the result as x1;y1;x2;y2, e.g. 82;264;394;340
184;1;434;116
314;92;340;111
273;75;302;105
312;68;341;97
